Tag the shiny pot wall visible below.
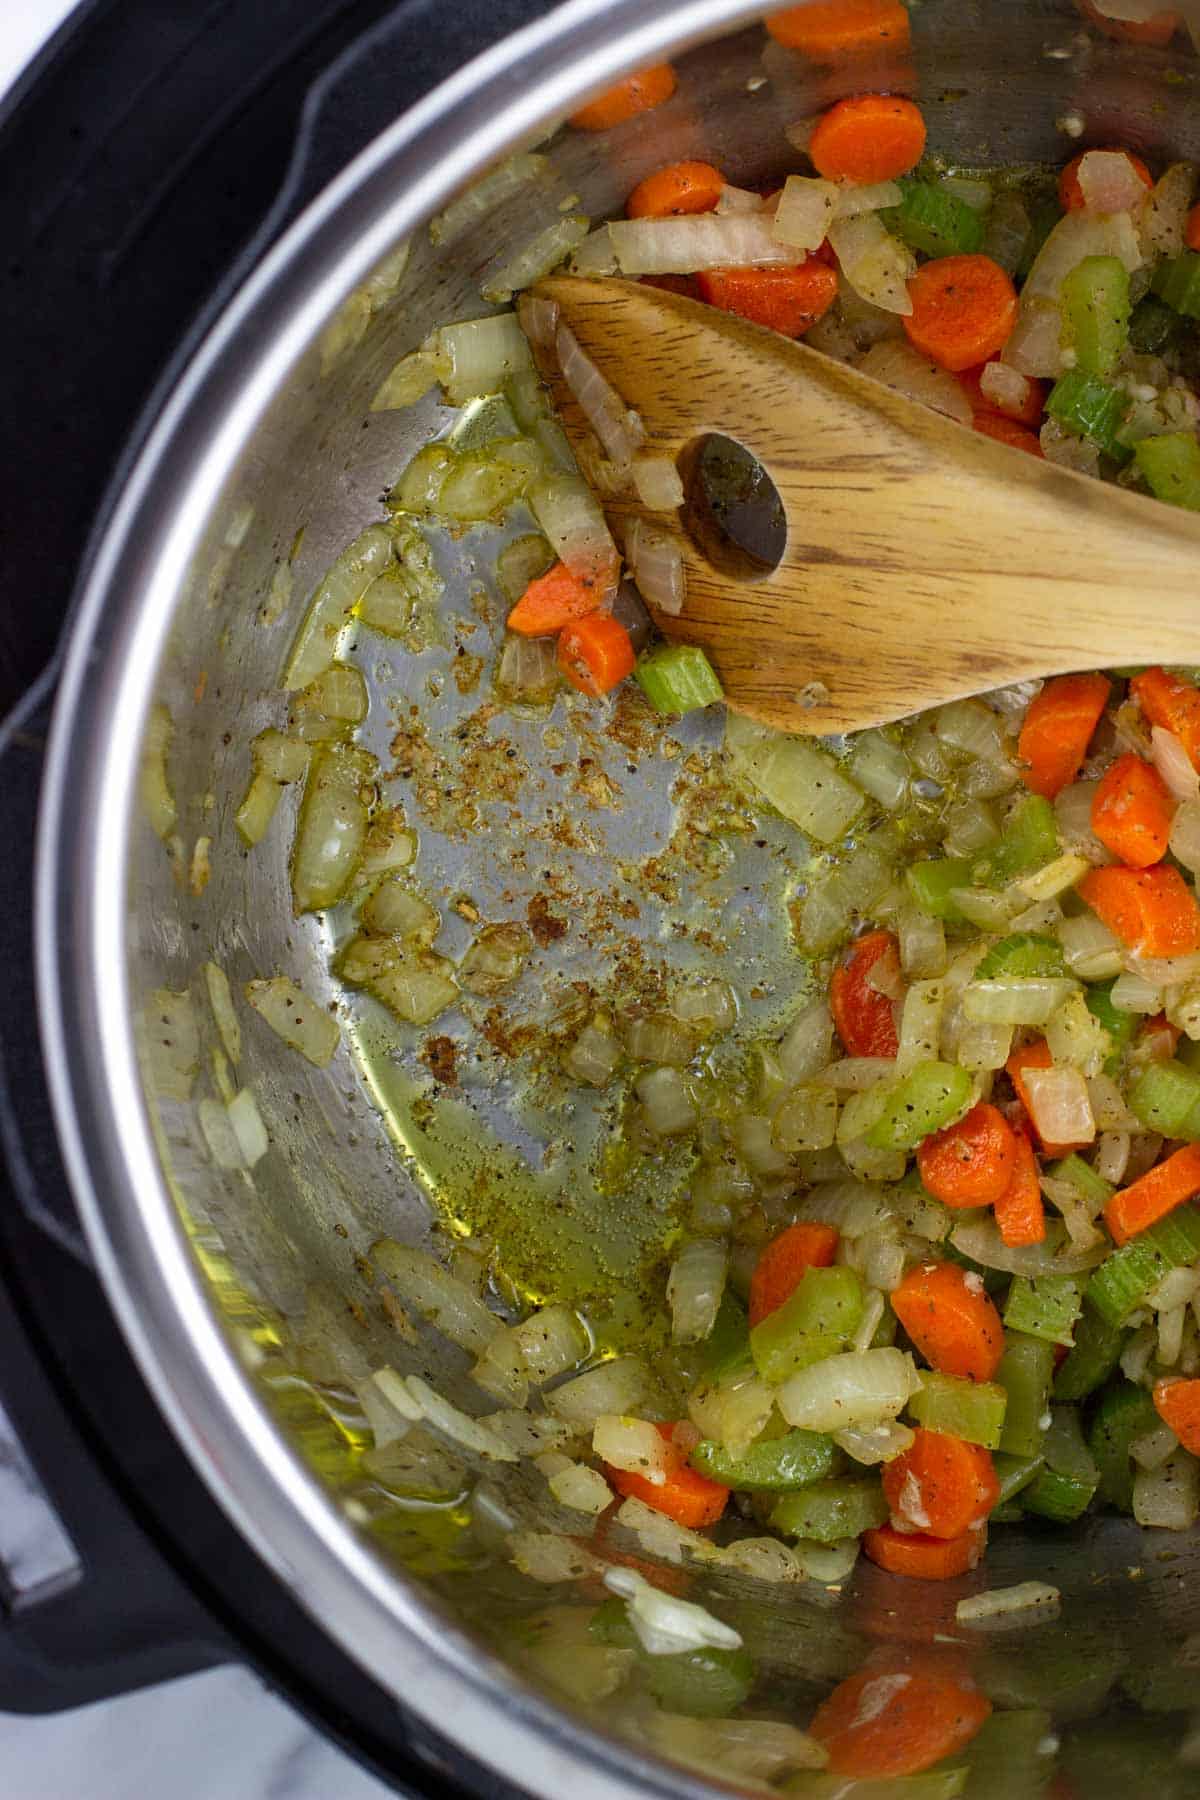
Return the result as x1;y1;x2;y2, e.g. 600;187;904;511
35;3;1200;1795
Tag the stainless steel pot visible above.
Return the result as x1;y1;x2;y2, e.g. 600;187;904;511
35;3;1200;1794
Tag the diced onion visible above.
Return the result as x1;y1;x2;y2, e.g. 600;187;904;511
625;516;686;615
667;1240;727;1344
895;980;945;1076
617;1495;715;1565
834;1421;915;1465
483;214;590;304
1142;162;1196;260
726;714;865;842
438;314;534;405
1054;780;1110;862
1023;209;1142;304
602;1567;742;1656
283;525;394;691
609;213;794;275
1077;150;1152;215
430;152;549;247
370;1239;500;1356
777;1348;919;1433
779;1000;834;1082
671;979;737;1033
951;1216;1106;1275
547;1357;647;1427
1003;300;1066;379
592;1414;673;1483
963;977;1077;1025
140;702;177;839
1131;1422;1179;1471
556;321;644;469
471;1328;530;1406
530;472;618;597
569;227;619;276
828;213;915;315
405;1375;518;1462
1133;1448;1200;1531
847;730;911;811
245;975;340;1066
942;176;992;212
632;456;685;511
772;175;838;251
1110;969;1162;1012
1059;912;1123;980
956;1582;1061;1629
548;1461;612;1514
716;184;766;214
252;728;311;784
564;1017;623;1086
517;290;560;354
979;360;1038;420
1170;798;1200;874
1022;1064;1096;1144
1152;728;1199;803
688;1372;774;1459
836;180;904;218
513;1305;589;1383
356;1367;421;1450
1044;989;1112;1076
235;772;282;848
856;341;973;423
637;1067;698;1135
773;1083;839;1152
371;346;446;412
511;1532;601;1582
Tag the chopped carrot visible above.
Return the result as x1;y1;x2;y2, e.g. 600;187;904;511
1104;1145;1200;1246
507;561;602;636
557;613;636;697
1153;1376;1200;1454
1006;1039;1089;1156
1058;146;1154;213
808;94;926;185
1074;0;1179;44
626;160;725;219
603;1422;729;1528
749;1221;840;1327
830;928;902;1058
811;1647;991;1776
1090;752;1174;869
696;260;838;336
765;0;911;55
993;1126;1046;1247
891;1261;1005;1382
1016;670;1112;798
1078;863;1200;958
862;1523;988;1583
569;65;677;131
901;254;1017;373
917;1102;1018;1208
641;273;703;300
972;412;1044;456
1187;204;1200;254
1130;666;1200;771
882;1429;999;1539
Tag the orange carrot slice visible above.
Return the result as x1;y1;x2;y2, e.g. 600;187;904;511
1017;671;1112;798
1104;1145;1200;1246
749;1222;839;1327
917;1103;1018;1208
882;1429;999;1539
861;1523;989;1582
557;614;636;696
902;254;1018;373
626;160;725;219
1078;863;1200;958
603;1422;729;1527
695;260;838;336
808;94;926;185
569;66;677;131
507;561;602;636
891;1262;1005;1382
765;0;911;54
1090;752;1174;869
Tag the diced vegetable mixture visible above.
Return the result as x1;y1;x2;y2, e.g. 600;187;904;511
219;3;1200;1790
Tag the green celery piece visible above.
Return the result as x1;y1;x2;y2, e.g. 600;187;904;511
690;1428;839;1490
770;1477;888;1543
1128;293;1181;355
985;794;1059;882
1003;1274;1083;1347
701;1291;753;1380
905;857;974;921
887;178;986;258
1060;254;1131;377
1085;1204;1200;1325
907;1372;1008;1449
634;645;724;715
1085;978;1140;1073
975;932;1066;980
992;1451;1045;1505
1089;1379;1159;1511
1047;1153;1114;1210
963;1708;1055;1800
1053;1299;1125;1402
1133;432;1200;511
749;1266;864;1382
1044;1403;1099;1482
1022;1464;1095;1521
996;1332;1056;1457
863;1060;974;1151
643;1644;755;1718
1153;250;1200;317
1128;1058;1200;1137
1045;369;1131;460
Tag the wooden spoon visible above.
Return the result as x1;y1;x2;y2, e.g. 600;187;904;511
535;274;1200;735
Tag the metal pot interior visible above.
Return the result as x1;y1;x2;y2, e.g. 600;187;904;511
42;3;1200;1794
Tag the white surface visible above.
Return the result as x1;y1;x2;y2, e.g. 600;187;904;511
0;7;392;1795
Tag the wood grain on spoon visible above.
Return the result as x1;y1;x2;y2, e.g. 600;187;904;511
535;274;1200;735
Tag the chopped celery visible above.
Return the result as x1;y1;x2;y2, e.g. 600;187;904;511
1048;1153;1114;1210
1153;249;1200;318
1086;978;1140;1073
701;1291;753;1381
996;1333;1056;1458
985;794;1059;882
905;857;974;921
964;1708;1054;1800
1045;369;1131;460
993;1451;1045;1505
1089;1380;1159;1511
975;932;1065;980
1060;254;1130;377
887;178;986;258
1133;432;1200;511
750;1266;864;1382
1128;1058;1200;1138
1128;293;1180;355
690;1428;840;1490
863;1060;974;1151
1022;1465;1095;1522
1085;1204;1200;1326
770;1476;888;1543
635;645;724;715
907;1371;1008;1449
1023;1410;1098;1522
643;1645;755;1718
1003;1275;1083;1347
1054;1300;1126;1402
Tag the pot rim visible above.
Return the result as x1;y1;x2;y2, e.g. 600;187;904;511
34;1;768;1795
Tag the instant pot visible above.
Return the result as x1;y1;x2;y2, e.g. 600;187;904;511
5;2;1200;1795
